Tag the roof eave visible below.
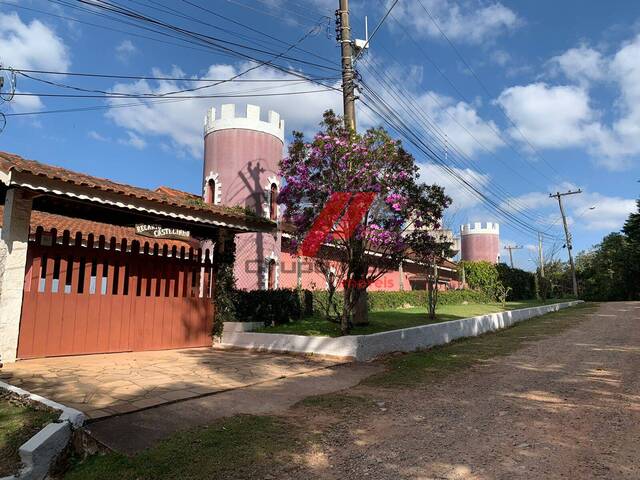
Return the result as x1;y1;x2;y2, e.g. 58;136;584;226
5;170;276;234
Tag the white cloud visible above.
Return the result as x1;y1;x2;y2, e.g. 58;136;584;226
504;185;636;232
549;45;606;85
498;33;640;170
9;91;44;113
499;190;548;213
115;40;137;63
415;92;504;157
419;163;491;209
105;63;342;158
491;50;512;67
0;12;70;71
496;82;598;149
568;192;636;231
390;0;520;44
118;131;146;150
88;130;109;142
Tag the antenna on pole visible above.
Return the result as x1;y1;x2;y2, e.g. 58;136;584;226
353;16;369;53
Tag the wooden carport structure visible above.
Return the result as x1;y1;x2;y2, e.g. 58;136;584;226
0;152;274;363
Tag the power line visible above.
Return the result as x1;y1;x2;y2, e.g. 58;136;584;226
357;55;554;227
358;54;553;221
353;0;399;62
357;85;555;240
9;87;336;100
380;2;559;187
4;68;338;83
415;0;562;178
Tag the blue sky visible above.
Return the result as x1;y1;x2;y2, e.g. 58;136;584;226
1;0;639;270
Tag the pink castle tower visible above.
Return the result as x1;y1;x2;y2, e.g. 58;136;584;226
203;104;284;290
460;222;500;264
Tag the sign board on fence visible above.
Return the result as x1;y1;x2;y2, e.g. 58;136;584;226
135;224;191;241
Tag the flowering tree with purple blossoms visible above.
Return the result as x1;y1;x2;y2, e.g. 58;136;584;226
278;111;452;334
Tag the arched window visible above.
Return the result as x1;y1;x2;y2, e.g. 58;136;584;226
269;183;278;220
207;178;216;204
267;259;276;290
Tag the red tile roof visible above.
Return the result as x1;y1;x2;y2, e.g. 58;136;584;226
0;151;274;230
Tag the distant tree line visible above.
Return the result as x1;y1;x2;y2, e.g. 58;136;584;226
532;198;639;301
574;199;640;301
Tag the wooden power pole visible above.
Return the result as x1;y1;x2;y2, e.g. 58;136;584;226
337;0;356;131
538;231;545;278
504;245;523;268
550;189;582;296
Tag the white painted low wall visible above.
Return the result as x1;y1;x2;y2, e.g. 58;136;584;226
0;381;85;480
219;301;583;361
222;321;264;333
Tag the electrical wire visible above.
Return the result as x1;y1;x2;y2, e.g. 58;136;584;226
353;0;399;62
358;55;554;226
3;68;339;83
415;0;562;178
380;2;560;187
358;83;556;240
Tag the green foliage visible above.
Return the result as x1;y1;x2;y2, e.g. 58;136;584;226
461;261;536;301
460;260;500;298
212;236;237;338
495;263;536;300
576;233;634;301
310;289;493;315
573;200;640;301
234;289;302;326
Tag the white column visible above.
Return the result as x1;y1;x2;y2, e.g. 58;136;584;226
0;189;33;364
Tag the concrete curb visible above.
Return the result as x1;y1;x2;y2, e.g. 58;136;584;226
219;301;584;361
0;381;85;480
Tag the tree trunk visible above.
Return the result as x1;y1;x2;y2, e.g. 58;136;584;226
353;289;369;325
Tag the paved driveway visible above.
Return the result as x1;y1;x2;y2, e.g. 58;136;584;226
0;348;339;419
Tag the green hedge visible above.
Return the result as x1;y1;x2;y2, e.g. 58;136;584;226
310;289;493;315
233;289;302;325
496;263;536;300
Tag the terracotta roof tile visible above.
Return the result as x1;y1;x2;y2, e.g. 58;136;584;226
0;151;274;230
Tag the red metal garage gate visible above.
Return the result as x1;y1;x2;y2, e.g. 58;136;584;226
17;228;215;359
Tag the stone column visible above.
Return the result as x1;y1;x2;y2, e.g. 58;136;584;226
0;189;33;364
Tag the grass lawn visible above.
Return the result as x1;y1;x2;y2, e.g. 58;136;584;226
64;415;304;480
0;394;59;477
255;298;573;336
63;302;592;480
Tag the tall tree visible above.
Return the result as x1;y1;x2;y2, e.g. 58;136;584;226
278;111;451;334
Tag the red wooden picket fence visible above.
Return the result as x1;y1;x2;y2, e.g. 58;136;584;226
18;227;215;359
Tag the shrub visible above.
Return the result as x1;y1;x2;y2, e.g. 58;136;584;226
496;263;536;300
234;289;302;326
461;260;500;298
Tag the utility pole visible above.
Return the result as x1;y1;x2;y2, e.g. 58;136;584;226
337;0;356;131
504;245;523;268
538;231;545;278
550;189;582;296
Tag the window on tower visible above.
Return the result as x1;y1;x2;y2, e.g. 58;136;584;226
269;183;278;220
207;178;215;204
267;259;276;290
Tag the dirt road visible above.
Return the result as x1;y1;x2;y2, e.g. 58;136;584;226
293;301;640;479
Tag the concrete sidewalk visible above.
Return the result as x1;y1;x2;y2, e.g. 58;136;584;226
86;362;381;454
0;348;339;419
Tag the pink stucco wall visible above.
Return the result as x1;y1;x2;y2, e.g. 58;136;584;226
461;234;500;263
